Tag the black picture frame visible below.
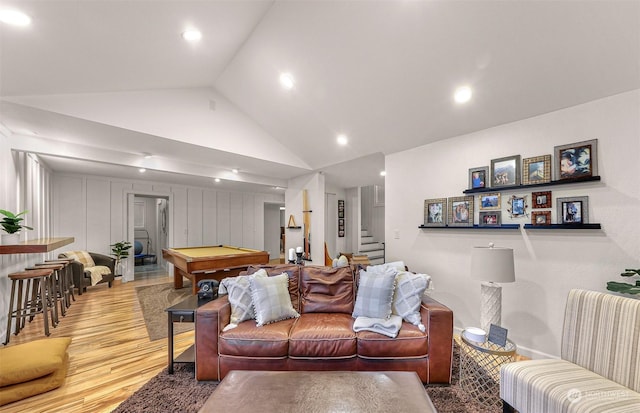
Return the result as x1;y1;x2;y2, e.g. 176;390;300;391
554;139;598;181
557;196;589;224
468;166;489;190
491;155;521;187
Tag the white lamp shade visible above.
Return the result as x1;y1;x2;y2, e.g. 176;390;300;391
471;246;515;283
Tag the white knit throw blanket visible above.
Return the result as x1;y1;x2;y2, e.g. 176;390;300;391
353;315;403;338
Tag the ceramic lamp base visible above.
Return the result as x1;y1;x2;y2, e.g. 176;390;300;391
480;281;502;332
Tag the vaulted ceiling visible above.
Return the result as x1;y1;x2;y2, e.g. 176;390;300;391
1;1;639;193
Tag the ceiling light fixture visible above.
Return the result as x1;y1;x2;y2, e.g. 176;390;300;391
0;9;31;26
337;134;348;146
214;178;221;183
279;73;295;90
231;169;239;174
454;86;473;104
182;29;202;42
139;168;146;173
380;171;386;177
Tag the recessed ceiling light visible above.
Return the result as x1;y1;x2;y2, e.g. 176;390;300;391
454;86;473;104
337;134;348;146
232;168;239;174
182;29;202;42
214;178;221;183
279;73;295;90
380;171;386;177
139;168;146;173
0;9;31;26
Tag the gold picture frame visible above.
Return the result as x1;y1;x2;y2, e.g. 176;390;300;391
522;155;552;185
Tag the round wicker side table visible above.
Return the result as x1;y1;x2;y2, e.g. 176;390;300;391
459;329;517;410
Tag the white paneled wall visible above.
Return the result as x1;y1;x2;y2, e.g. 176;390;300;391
52;173;284;256
1;140;54;342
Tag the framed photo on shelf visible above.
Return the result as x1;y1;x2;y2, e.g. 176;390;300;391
479;192;501;210
468;166;489;190
424;198;447;227
557;196;589;224
479;211;501;227
532;191;552;209
531;211;551;226
448;196;474;227
522;155;552;185
554;139;598;181
491;155;521;187
507;194;529;218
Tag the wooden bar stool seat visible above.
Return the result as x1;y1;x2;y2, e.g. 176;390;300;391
4;269;54;345
45;258;76;304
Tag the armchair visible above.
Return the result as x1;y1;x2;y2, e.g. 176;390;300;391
58;251;115;295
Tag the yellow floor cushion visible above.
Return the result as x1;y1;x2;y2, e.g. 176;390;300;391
0;337;71;406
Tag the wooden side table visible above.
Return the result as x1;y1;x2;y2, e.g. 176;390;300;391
166;295;215;374
459;329;517;410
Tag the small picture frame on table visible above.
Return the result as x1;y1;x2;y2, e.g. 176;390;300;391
532;191;552;209
448;196;474;227
531;211;551;226
557;196;589;224
479;211;501;227
522;155;552;185
479;192;501;210
468;166;489;190
554;139;598;181
424;198;447;227
491;155;521;187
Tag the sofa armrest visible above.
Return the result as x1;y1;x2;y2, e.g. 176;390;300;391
89;252;115;273
420;294;454;383
195;295;231;381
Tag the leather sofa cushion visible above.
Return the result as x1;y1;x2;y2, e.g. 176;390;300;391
289;313;356;358
219;318;297;357
245;265;301;312
357;323;428;358
300;266;354;314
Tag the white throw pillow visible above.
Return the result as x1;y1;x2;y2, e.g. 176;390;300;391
219;269;267;325
250;273;300;326
392;271;430;332
352;267;397;319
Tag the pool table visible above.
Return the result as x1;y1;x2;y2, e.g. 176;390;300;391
162;245;270;294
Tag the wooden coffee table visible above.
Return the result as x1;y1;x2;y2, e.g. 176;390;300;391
198;370;437;413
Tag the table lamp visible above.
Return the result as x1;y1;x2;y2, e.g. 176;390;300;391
470;243;515;332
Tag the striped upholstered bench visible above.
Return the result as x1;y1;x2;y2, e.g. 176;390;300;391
501;289;640;413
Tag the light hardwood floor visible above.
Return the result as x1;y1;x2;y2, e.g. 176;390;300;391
2;271;195;413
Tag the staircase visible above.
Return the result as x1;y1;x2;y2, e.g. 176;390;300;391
358;229;385;265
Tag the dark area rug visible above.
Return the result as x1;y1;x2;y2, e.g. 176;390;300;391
136;282;193;341
112;343;500;412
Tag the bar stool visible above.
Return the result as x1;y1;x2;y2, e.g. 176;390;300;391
45;258;76;305
25;265;60;326
33;263;67;318
4;269;53;345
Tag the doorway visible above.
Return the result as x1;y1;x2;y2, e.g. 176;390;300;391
124;191;172;282
264;203;285;263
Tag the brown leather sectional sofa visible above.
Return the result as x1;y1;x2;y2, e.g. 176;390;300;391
195;264;454;383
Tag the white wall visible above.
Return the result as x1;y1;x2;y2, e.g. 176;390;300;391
52;174;284;257
386;90;640;359
1;132;54;342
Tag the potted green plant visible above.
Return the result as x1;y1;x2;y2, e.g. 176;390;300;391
0;209;33;244
606;269;640;296
110;241;132;276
